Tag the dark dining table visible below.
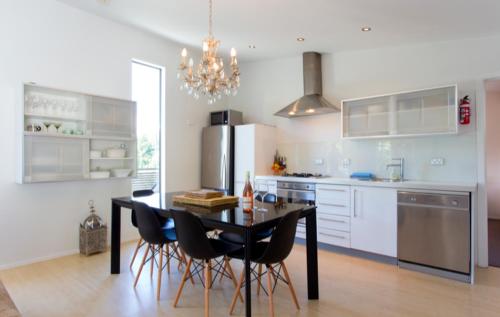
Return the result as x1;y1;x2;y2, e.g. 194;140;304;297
110;192;319;317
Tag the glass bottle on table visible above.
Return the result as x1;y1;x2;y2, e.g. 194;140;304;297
242;171;253;213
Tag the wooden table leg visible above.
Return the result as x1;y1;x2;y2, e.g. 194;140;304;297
244;229;252;317
111;201;121;274
306;211;319;299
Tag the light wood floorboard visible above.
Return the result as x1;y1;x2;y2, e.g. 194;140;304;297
1;242;500;316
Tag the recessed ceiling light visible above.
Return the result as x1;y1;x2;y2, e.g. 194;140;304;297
296;37;305;42
248;44;256;49
361;27;372;32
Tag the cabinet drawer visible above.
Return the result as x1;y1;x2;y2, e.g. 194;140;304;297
317;203;350;217
318;228;350;248
316;185;350;207
317;213;350;232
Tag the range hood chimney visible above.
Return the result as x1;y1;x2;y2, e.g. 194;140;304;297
274;52;339;118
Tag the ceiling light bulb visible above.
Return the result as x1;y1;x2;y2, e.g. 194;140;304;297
203;41;209;52
188;58;194;67
306;109;315;113
288;111;296;115
361;27;372;32
181;48;187;57
297;37;305;42
230;48;237;57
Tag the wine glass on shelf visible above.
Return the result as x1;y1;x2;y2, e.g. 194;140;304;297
254;180;269;212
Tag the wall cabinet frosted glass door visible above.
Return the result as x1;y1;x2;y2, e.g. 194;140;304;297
24;135;89;183
91;96;136;138
342;85;457;139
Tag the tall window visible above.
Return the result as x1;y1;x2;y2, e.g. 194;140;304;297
131;60;163;192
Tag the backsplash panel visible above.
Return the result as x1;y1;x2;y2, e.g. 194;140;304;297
278;131;477;182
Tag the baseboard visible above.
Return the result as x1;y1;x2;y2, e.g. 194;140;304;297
0;249;79;271
0;237;139;271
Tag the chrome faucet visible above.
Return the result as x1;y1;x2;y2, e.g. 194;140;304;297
386;158;404;181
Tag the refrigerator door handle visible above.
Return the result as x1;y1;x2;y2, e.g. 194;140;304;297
222;154;226;190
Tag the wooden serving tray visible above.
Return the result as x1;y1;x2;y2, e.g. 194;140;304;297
173;194;240;207
185;189;224;199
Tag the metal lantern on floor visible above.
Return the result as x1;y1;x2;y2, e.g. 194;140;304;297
79;200;107;256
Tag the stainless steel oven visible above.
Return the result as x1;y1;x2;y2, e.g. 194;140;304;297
277;181;316;235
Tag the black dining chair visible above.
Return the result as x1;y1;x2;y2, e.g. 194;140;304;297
228;209;302;317
129;189;155;269
132;201;185;301
170;210;243;317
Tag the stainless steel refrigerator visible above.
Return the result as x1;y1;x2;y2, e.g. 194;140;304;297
201;125;235;195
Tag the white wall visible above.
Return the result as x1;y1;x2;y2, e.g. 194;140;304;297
486;85;500;219
232;35;500;266
0;0;222;269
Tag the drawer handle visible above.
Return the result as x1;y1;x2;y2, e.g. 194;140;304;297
320;233;346;239
318;217;347;223
320;188;347;192
319;203;346;208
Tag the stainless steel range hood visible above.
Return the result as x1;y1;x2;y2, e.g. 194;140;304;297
275;52;339;118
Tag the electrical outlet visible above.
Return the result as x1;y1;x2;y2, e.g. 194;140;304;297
430;158;445;166
314;159;324;165
342;158;351;169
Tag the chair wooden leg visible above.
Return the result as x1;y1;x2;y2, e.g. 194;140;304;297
150;245;155;279
281;261;300;310
166;243;171;274
256;263;263;296
173;243;183;271
219;259;228;282
204;260;211;317
224;258;243;303
134;244;150;287
179;248;195;285
267;267;275;317
173;258;192;307
229;269;245;315
129;238;143;269
156;245;164;301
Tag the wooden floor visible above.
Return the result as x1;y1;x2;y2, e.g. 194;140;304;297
1;242;500;317
0;280;20;317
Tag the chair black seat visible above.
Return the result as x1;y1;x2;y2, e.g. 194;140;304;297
133;201;177;245
219;229;273;245
228;209;301;265
227;241;269;262
171;210;242;261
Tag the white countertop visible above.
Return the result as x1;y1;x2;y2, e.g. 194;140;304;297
255;175;477;192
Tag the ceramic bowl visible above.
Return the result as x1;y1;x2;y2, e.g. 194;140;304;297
111;168;132;178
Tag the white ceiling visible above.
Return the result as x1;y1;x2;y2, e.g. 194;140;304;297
58;0;500;61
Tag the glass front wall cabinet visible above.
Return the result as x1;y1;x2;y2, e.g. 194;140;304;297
18;83;137;183
342;85;457;139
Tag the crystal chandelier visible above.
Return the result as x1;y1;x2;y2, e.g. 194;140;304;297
177;0;240;104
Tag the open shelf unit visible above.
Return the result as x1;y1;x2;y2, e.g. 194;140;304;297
18;83;137;184
341;85;458;139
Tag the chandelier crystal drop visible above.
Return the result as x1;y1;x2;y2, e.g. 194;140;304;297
177;0;240;104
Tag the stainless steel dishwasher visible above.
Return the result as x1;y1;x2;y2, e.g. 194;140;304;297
397;191;471;283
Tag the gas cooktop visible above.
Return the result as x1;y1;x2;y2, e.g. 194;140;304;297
283;173;326;178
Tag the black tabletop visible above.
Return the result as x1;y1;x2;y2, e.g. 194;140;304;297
113;192;315;231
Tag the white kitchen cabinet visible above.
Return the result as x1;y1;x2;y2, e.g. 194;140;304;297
234;124;276;195
19;83;137;184
342;85;457;139
315;184;351;247
350;186;397;257
91;96;136;138
24;135;89;183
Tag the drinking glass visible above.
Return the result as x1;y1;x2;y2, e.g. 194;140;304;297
255;180;269;212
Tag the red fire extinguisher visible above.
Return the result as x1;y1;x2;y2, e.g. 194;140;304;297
459;95;471;125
